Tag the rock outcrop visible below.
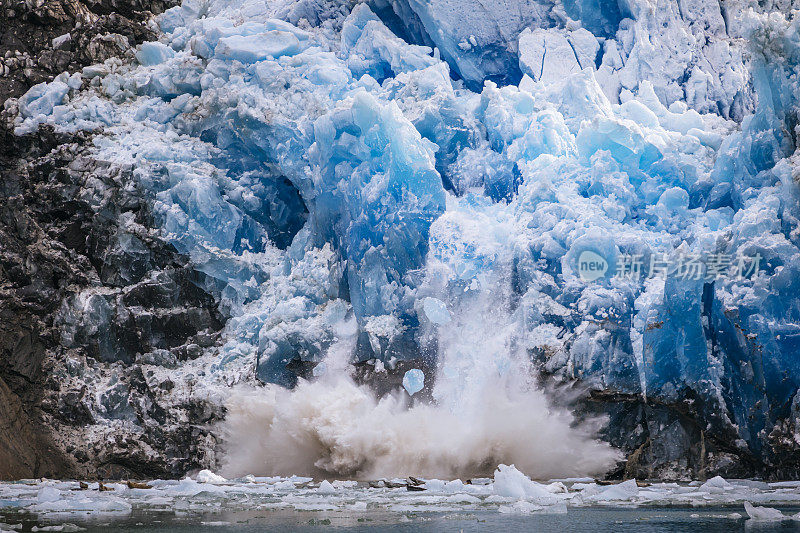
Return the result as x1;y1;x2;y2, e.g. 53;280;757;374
0;0;228;480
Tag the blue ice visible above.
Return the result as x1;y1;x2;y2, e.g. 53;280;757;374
9;0;800;462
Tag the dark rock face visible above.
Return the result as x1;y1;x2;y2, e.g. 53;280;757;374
0;0;175;98
0;0;228;480
0;369;73;479
585;392;754;481
0;122;226;479
573;388;800;481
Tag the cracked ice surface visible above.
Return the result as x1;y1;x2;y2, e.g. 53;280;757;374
7;0;800;473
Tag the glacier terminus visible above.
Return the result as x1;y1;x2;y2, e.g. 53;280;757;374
2;0;800;496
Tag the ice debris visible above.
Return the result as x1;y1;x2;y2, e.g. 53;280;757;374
743;501;790;521
492;464;560;502
36;488;61;504
421;297;451;325
195;470;227;484
402;369;425;396
5;475;800;522
699;476;734;494
317;480;336;494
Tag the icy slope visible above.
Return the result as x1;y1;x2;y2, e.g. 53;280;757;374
6;0;800;478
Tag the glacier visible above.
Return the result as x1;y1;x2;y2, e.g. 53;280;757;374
6;0;800;478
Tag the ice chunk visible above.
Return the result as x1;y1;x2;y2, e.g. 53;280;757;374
135;42;175;66
27;525;84;532
196;470;227;484
402;369;425;396
17;80;69;119
590;479;640;501
650;187;690;223
594;1;749;117
312;361;327;377
744;501;786;521
374;0;558;89
636;82;706;134
215;31;301;62
518;29;598;85
447;144;518;201
310;91;446;323
422;297;451;325
37;487;62;503
498;500;544;514
556;69;614;134
568;28;601;70
699;476;733;493
317;480;335;494
341;4;437;80
492;464;558;502
32;495;133;515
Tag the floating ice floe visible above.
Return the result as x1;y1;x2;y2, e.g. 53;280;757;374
2;473;800;522
743;501;799;521
195;470;227;484
317;480;336;494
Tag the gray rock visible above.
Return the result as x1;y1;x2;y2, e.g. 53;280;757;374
0;0;230;481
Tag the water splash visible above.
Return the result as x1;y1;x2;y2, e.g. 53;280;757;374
220;200;620;480
220;375;619;480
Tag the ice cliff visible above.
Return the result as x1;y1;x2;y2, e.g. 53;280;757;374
5;0;800;479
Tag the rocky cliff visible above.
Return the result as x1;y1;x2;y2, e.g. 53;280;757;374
0;0;226;479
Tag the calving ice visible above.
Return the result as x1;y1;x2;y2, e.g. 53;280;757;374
3;0;800;505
